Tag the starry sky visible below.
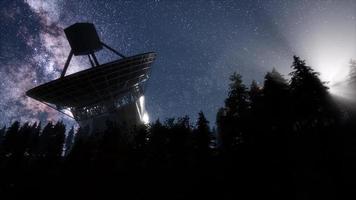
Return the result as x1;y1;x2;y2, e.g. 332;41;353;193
1;0;356;127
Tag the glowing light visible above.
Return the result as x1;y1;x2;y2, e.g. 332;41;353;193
142;113;150;124
283;4;356;99
310;48;353;98
138;96;150;124
293;24;355;98
139;96;145;109
62;109;74;118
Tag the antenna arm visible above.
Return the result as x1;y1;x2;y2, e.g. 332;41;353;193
61;50;74;78
100;42;126;58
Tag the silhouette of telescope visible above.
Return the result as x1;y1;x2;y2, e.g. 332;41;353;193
26;23;156;132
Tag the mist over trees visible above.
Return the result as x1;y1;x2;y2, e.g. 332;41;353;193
0;56;356;199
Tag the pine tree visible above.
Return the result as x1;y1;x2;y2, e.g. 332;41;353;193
249;80;262;107
169;116;192;159
258;68;291;161
219;73;250;151
216;107;227;149
17;122;33;158
195;111;211;154
39;122;65;159
225;73;249;116
52;122;66;158
28;122;40;156
2;121;20;157
264;68;289;99
249;80;263;121
263;68;290;128
289;56;330;129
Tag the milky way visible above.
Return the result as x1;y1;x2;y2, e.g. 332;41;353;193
1;0;356;127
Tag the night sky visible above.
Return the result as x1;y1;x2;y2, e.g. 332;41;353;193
1;0;356;127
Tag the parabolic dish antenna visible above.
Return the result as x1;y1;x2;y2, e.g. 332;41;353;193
26;23;156;132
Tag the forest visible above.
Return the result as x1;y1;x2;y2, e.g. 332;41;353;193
1;56;356;199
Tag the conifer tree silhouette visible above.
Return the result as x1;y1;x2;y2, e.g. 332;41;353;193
194;111;211;161
249;80;262;110
38;122;65;160
2;121;20;157
262;68;290;134
289;56;329;130
218;73;249;151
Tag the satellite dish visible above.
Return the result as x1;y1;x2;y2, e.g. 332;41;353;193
26;23;157;132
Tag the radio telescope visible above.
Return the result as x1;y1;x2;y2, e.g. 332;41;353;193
26;23;156;132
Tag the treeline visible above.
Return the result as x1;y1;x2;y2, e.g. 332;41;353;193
0;56;356;199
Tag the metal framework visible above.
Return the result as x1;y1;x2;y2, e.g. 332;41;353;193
26;23;157;131
27;52;156;120
27;52;155;107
